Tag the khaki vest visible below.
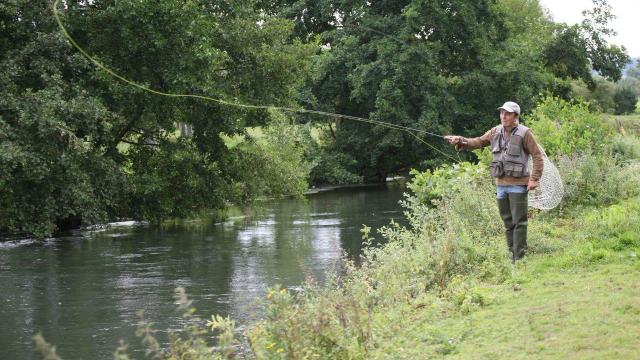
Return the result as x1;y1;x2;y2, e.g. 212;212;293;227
489;125;530;178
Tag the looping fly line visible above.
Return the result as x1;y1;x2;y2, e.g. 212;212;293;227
51;0;460;162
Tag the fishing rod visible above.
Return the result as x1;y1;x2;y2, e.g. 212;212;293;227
51;0;459;162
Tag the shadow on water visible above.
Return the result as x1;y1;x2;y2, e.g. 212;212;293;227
0;183;406;359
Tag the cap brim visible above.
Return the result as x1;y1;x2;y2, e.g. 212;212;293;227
497;106;517;113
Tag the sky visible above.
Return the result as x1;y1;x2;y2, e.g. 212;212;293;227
539;0;640;58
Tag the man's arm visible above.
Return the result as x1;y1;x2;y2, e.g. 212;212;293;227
524;130;544;189
445;129;493;151
464;129;493;150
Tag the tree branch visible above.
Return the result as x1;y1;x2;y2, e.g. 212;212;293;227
108;107;144;153
121;139;160;147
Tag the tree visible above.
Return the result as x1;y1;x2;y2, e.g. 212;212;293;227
543;0;629;90
1;0;316;237
0;0;128;237
613;87;637;114
267;0;574;180
291;0;626;180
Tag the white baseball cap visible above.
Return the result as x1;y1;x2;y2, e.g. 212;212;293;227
497;101;520;115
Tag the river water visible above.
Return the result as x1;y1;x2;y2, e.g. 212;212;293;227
0;184;406;359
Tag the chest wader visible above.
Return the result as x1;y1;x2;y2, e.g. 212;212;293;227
490;125;530;262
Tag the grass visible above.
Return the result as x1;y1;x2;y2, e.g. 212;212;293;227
371;197;640;359
604;113;640;135
312;202;640;359
432;263;640;359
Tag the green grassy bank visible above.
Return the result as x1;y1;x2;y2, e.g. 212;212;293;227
380;197;640;359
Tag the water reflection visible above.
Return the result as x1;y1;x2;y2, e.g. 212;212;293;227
0;184;405;359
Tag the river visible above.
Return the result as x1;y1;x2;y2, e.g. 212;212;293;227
0;183;406;359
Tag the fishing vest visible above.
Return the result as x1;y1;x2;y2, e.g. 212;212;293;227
488;125;530;178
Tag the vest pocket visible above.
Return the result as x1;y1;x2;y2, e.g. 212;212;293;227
507;137;522;156
503;161;525;177
489;161;504;177
491;134;501;153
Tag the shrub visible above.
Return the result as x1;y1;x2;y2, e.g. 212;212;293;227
307;149;362;185
406;162;489;205
555;154;640;209
613;87;638;115
229;113;312;202
127;139;230;222
607;134;640;161
300;126;363;186
525;95;613;157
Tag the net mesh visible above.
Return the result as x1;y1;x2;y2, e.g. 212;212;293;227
528;147;564;210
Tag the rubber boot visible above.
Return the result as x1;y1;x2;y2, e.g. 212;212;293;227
508;192;529;261
497;197;514;260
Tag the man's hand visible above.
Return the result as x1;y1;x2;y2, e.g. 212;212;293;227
527;179;539;191
444;135;462;145
444;135;465;151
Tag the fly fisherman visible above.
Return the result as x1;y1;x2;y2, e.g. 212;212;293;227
444;102;544;262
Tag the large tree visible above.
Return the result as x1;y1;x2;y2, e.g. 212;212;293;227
0;0;315;237
267;0;629;181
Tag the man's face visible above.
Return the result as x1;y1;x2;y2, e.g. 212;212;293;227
500;109;518;127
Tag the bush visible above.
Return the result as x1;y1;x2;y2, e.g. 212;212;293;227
544;197;640;269
127;140;230;222
307;149;362;186
526;95;613;157
229;113;312;202
584;199;640;251
301;126;363;186
555;153;640;209
614;87;638;115
406;162;489;205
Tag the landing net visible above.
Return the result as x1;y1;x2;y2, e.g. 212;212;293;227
528;147;564;210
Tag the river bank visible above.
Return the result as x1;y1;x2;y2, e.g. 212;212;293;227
241;186;640;359
351;197;640;358
238;111;640;359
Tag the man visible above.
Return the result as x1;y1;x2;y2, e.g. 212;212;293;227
444;101;544;262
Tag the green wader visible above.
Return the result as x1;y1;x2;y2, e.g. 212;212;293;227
497;192;528;262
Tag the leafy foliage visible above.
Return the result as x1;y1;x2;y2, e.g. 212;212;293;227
543;0;629;90
0;0;633;239
613;87;638;115
406;162;489;205
267;0;629;180
0;0;315;236
126;140;229;222
0;1;126;237
526;95;613;157
227;113;312;203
